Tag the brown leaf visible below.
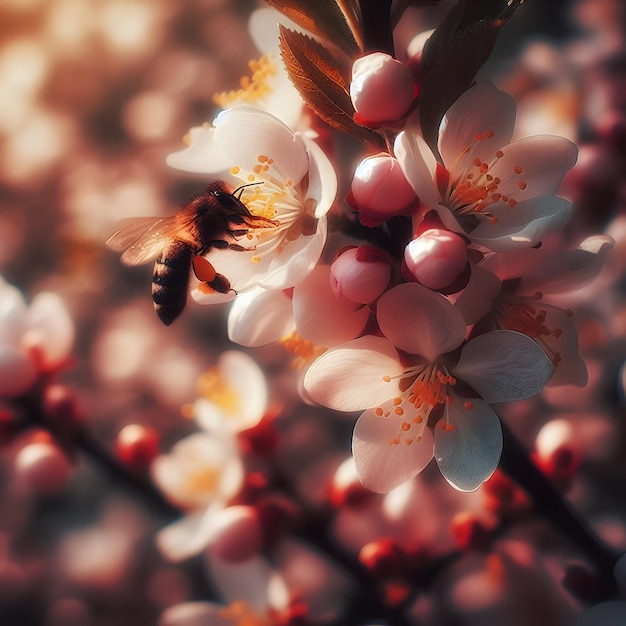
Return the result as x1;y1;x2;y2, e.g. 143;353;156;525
266;0;362;57
418;0;525;158
279;26;384;147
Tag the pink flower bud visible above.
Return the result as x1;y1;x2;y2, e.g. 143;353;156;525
116;424;160;470
209;505;263;562
350;52;416;124
350;154;418;227
404;228;468;291
14;441;72;495
330;245;391;304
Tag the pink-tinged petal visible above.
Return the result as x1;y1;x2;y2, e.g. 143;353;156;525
0;345;37;397
470;197;572;251
487;135;578;200
293;265;369;348
159;602;232;626
394;131;440;210
452;264;502;326
303;336;403;412
165;127;232;175
228;287;295;347
519;235;615;294
213;107;308;185
454;330;554;403
259;216;327;289
539;304;587;387
207;553;289;613
434;395;502;491
353;403;434;493
301;135;337;218
377;283;466;361
439;79;516;173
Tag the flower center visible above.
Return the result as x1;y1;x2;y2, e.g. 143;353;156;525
197;366;241;416
445;131;528;225
379;363;457;446
213;54;278;108
494;292;568;367
229;155;313;264
281;332;325;368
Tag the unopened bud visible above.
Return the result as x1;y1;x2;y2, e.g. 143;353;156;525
350;52;416;124
359;539;410;578
116;424;160;470
330;246;391;304
404;228;468;291
350;154;418;227
450;512;491;550
14;441;72;495
328;457;372;508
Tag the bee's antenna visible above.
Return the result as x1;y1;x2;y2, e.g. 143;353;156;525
233;181;263;199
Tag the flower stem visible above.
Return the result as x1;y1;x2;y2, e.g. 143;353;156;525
499;418;620;595
359;0;395;55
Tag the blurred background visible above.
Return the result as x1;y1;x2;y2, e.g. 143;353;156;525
0;0;625;624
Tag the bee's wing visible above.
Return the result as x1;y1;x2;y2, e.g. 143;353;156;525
106;217;183;266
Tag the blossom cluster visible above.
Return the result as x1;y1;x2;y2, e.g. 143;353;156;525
1;1;625;626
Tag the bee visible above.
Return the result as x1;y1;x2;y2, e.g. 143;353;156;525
106;180;277;325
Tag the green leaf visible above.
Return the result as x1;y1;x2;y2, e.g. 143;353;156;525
279;25;384;147
266;0;362;57
418;0;525;159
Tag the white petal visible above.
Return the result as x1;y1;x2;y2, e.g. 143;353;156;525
377;283;466;361
213;107;308;184
454;330;554;403
434;395;502;491
353;404;434;493
228;287;295;347
303;335;403;411
0;278;27;347
293;265;369;348
165;127;232;175
439;79;516;172
488;135;578;200
301;134;337;218
394;131;440;210
470;197;572;251
156;509;217;562
259;216;328;289
23;292;74;369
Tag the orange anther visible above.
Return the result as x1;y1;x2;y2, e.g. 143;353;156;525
401;422;411;431
495;150;504;159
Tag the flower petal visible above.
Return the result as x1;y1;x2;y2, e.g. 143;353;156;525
434;395;502;491
301;134;338;218
353;404;434;493
165;126;233;175
470;196;572;251
439;79;516;172
259;216;328;289
293;265;369;348
452;264;502;326
487;135;578;200
228;287;295;347
213;106;309;184
454;330;554;403
377;283;466;360
394;130;440;210
303;335;403;412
